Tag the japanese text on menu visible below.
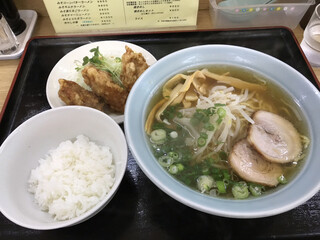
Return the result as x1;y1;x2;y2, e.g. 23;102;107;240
43;0;199;33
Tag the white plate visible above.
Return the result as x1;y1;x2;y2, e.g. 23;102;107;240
46;40;157;124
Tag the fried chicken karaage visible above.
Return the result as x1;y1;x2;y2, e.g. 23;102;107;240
81;66;128;113
58;78;106;111
121;45;149;90
57;45;150;114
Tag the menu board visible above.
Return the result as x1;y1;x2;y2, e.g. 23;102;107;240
43;0;199;33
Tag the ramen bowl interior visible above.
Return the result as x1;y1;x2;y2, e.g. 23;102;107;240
124;44;320;218
0;106;127;229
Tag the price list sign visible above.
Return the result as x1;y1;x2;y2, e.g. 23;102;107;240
43;0;199;33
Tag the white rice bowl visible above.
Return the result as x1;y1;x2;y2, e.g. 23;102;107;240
0;106;127;229
28;135;115;221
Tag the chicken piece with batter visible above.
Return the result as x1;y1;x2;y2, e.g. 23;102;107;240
81;66;129;113
58;78;106;111
120;45;149;90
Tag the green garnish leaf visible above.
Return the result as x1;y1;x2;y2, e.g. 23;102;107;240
76;46;124;88
82;56;90;66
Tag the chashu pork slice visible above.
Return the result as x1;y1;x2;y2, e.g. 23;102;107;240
248;110;302;164
229;139;283;187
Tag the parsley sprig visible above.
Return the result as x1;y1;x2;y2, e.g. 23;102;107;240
76;47;124;88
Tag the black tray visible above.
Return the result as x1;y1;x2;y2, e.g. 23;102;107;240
0;28;319;240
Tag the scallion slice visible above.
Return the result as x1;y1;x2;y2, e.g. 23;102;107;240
169;164;179;174
249;183;263;196
232;181;249;199
197;137;206;147
278;175;287;184
176;163;184;171
150;129;166;144
216;181;227;193
197;175;214;193
158;155;173;167
168;151;180;161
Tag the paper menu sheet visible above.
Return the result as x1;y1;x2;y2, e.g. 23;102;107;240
43;0;199;33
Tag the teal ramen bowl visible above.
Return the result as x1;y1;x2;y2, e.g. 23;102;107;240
124;45;320;218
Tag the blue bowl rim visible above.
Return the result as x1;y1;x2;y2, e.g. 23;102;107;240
124;44;320;218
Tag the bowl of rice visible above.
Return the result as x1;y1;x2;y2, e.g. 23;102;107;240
0;106;127;230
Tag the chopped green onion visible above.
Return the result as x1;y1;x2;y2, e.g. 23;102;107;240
216;180;227;193
168;151;180;160
206;107;216;116
216;118;223;125
223;178;230;186
197;175;214;193
191;112;203;125
249;183;263;196
204;122;214;131
197;137;206;147
158;155;173;167
222;169;231;180
200;132;208;139
163;105;179;120
152;122;166;130
217;107;226;118
278;175;287;184
211;167;221;178
150;129;166;144
214;103;226;107
202;115;210;123
232;181;249;199
169;164;179;174
176;163;184;171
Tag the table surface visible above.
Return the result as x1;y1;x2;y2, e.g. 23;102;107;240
0;9;319;115
0;8;320;239
1;26;320;240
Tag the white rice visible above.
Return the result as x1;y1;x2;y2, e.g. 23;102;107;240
28;135;115;221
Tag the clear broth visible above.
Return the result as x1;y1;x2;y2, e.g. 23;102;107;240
146;65;309;199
